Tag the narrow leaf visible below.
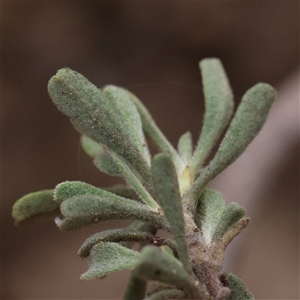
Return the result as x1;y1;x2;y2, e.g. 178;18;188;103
195;189;225;244
57;194;169;232
12;190;59;225
191;58;234;176
123;273;147;300
107;150;159;210
120;220;157;248
93;146;122;177
186;83;276;210
78;228;177;259
80;135;101;157
123;87;185;175
80;242;140;280
134;246;203;299
48;68;151;182
103;85;151;165
177;131;193;165
215;217;250;257
212;203;245;242
103;184;140;201
151;153;191;274
220;273;254;300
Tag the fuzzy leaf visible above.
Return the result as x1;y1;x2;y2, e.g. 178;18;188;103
133;246;202;299
48;68;151;182
221;273;254;300
105;150;159;210
177;131;193;166
195;189;225;244
191;58;234;176
215;217;250;257
103;184;140;201
145;289;186;300
120;220;157;248
93;146;122;177
12;190;59;225
57;194;169;232
186;83;276;210
80;242;140;280
80;135;101;157
212;203;245;242
54;181;113;203
123;273;147;300
103;85;151;165
151;153;191;274
123;87;185;175
78;228;177;259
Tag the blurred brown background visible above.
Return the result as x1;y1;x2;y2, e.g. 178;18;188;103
2;2;299;299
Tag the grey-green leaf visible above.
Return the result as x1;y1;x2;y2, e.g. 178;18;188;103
221;273;254;300
93;146;122;177
57;194;169;232
78;228;177;259
145;289;186;300
177;131;193;166
123;273;147;300
80;135;101;157
212;203;245;242
48;68;150;181
106;151;159;210
133;246;202;299
103;85;151;165
195;189;225;244
151;153;191;274
186;82;276;209
215;217;250;257
80;242;140;280
123;87;185;175
12;190;59;225
191;58;234;176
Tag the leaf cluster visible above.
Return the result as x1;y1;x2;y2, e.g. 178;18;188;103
12;58;276;299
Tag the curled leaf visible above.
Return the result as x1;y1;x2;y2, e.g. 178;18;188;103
12;190;59;225
57;194;169;232
212;203;245;242
78;228;177;259
215;217;250;258
80;242;140;280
